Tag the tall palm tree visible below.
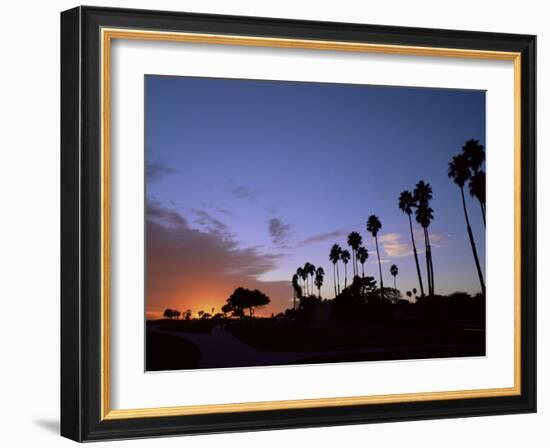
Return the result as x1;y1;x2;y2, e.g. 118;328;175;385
469;170;486;227
463;139;486;227
314;267;325;298
398;190;425;297
414;181;435;296
357;246;368;278
329;244;342;297
347;231;362;277
462;139;485;172
341;249;351;289
296;267;307;296
390;264;399;290
366;215;384;300
304;262;316;296
448;153;486;295
291;273;301;310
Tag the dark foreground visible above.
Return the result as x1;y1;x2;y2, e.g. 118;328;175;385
146;299;485;371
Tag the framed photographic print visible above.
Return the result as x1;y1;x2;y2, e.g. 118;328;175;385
60;6;536;442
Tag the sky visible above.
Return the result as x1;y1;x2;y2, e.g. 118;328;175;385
145;75;486;319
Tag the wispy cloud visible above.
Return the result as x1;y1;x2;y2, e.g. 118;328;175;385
295;230;348;248
192;209;232;239
379;231;449;258
379;233;413;258
146;162;177;182
268;218;292;246
226;184;263;202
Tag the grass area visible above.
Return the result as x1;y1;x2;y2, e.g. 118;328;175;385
146;331;199;371
226;318;484;353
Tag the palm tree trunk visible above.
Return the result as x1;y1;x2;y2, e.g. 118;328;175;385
336;263;340;295
344;264;347;288
375;236;384;300
460;187;486;295
408;215;425;297
479;200;486;227
393;277;397;290
361;264;364;278
426;230;435;295
422;227;432;296
333;264;337;298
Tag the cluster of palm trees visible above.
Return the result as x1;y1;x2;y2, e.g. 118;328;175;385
398;180;436;297
447;139;486;295
327;215;390;301
292;263;326;304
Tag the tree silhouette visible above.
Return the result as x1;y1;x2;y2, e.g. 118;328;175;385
398;190;425;297
367;215;384;300
448;153;486;295
469;170;486;226
390;264;399;290
314;266;325;298
329;244;342;297
225;287;271;317
173;310;181;320
163;308;173;319
221;303;232;317
341;249;351;289
347;231;362;277
296;267;307;296
463;139;486;226
357;246;368;279
291;273;302;310
414;181;435;296
184;309;192;321
198;310;204;319
304;262;316;296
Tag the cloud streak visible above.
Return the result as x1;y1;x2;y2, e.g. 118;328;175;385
146;162;177;182
295;230;349;247
268;218;292;246
379;231;448;258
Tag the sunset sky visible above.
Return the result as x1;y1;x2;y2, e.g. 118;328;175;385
145;75;486;319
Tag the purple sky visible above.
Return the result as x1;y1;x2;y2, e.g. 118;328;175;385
145;75;486;317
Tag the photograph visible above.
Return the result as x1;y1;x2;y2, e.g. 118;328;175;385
144;75;487;371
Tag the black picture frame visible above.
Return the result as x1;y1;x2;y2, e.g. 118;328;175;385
61;6;536;442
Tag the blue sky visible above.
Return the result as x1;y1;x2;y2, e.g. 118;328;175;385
145;75;486;317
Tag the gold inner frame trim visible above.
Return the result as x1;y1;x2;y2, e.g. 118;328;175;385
100;27;522;420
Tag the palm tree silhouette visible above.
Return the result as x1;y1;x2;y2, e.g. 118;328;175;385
341;249;351;289
357;246;368;279
314;267;325;298
414;181;435;296
347;231;363;277
329;244;342;297
448;153;486;295
291;273;301;310
390;264;399;290
398;190;425;297
304;262;316;297
296;267;307;296
469;170;486;226
463;139;486;226
367;215;384;300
